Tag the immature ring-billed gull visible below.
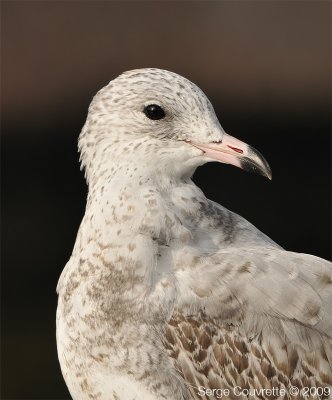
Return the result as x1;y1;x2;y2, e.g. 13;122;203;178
56;68;332;400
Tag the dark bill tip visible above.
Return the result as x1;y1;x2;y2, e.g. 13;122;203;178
241;146;272;180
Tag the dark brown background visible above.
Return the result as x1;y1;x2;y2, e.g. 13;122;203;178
1;1;331;398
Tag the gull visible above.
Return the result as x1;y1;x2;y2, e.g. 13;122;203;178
56;68;332;400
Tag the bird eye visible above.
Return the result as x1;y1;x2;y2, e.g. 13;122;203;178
143;104;166;120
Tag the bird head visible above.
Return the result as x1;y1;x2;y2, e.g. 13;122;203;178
79;68;271;183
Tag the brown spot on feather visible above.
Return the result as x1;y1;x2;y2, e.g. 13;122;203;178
238;261;251;274
197;329;211;349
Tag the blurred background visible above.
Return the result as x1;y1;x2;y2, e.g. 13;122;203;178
1;1;331;398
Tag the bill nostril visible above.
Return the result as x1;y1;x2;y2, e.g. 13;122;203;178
227;145;243;154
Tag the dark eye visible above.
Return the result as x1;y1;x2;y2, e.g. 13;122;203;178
143;104;166;120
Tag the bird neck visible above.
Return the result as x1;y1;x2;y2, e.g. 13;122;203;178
74;137;208;295
85;168;197;236
64;159;201;324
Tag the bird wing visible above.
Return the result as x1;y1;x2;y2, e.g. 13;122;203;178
165;248;332;398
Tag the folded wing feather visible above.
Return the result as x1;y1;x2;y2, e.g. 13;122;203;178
166;248;332;398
